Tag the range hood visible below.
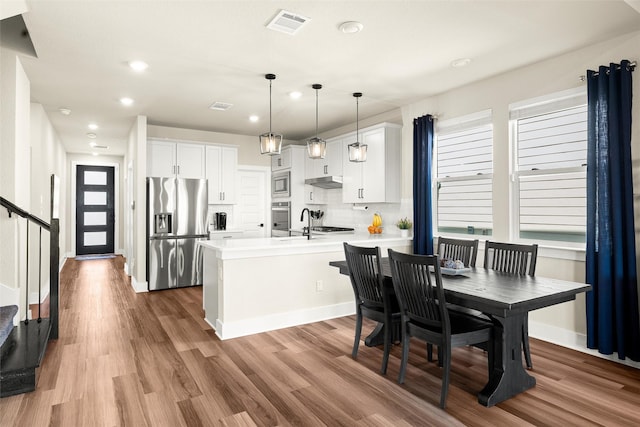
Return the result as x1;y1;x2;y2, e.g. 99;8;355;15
304;176;343;189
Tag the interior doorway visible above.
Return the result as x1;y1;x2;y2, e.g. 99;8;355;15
75;165;115;255
236;167;269;238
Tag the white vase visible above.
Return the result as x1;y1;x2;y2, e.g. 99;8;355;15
399;229;409;237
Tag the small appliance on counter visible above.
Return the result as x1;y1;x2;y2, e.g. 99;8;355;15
215;212;227;230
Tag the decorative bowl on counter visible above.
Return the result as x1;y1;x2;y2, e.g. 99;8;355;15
368;226;383;234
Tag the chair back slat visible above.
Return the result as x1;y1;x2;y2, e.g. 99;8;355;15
436;237;479;267
343;243;384;308
388;250;449;333
483;241;538;276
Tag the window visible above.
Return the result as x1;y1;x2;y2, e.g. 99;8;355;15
510;88;587;245
435;110;493;236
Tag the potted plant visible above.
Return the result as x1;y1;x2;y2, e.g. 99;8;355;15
396;217;412;237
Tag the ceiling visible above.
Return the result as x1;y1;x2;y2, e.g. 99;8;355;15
5;1;640;156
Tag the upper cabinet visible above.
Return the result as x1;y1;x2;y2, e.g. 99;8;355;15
206;145;238;204
271;149;292;171
304;139;343;179
342;123;402;203
147;139;205;179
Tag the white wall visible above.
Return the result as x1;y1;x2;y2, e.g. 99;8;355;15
1;50;31;320
29;103;67;304
400;31;640;343
0;49;67;320
124;116;148;292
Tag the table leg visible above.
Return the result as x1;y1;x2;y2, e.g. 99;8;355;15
365;323;385;347
478;314;536;407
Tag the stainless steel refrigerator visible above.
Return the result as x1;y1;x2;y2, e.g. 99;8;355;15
146;177;208;291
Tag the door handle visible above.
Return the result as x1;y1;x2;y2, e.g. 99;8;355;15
309;191;313;201
324;165;328;175
259;223;264;227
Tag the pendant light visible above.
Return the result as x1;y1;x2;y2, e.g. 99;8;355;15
307;84;326;159
348;92;367;162
259;73;283;155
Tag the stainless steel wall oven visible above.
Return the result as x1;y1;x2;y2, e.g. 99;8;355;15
271;201;290;237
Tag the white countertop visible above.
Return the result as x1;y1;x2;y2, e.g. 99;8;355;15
199;231;413;259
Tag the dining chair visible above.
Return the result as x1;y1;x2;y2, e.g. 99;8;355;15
387;249;493;409
435;236;479;267
343;243;400;375
484;240;538;369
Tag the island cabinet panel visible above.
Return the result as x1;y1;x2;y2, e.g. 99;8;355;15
206;145;238;204
198;234;412;340
147;139;206;179
341;123;401;203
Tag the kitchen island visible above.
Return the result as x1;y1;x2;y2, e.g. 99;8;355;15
198;233;412;340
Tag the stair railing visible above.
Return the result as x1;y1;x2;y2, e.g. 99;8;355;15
0;175;60;339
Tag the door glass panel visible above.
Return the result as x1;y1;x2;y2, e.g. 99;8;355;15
84;231;106;246
85;191;107;205
84;211;107;226
84;171;107;185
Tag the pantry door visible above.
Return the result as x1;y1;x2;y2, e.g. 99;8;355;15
75;165;115;255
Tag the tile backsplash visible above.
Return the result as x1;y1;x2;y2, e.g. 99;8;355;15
316;189;413;233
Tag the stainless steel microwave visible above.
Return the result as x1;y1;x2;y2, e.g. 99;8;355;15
272;171;290;198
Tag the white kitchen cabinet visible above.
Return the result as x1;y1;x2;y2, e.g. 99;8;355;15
304;139;343;179
206;145;237;204
342;123;402;203
271;149;292;171
304;184;326;204
147;139;205;179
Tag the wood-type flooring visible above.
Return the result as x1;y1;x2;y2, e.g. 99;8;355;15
1;255;640;426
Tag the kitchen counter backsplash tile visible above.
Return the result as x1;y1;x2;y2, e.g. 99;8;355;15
318;191;413;233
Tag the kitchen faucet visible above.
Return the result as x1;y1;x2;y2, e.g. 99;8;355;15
300;208;312;240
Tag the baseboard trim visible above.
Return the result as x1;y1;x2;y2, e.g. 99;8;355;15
529;320;640;369
131;276;148;293
214;302;356;340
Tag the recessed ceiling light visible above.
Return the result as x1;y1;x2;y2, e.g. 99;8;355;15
451;58;472;68
88;123;98;130
59;108;71;115
87;132;97;139
339;21;364;34
128;60;148;72
92;152;99;156
120;97;134;106
249;115;259;123
89;141;97;147
289;91;302;100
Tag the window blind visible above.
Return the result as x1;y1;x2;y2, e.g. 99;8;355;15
513;100;587;243
435;111;493;236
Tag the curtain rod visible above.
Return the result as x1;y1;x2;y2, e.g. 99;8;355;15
578;61;636;81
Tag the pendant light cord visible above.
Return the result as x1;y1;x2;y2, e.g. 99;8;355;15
315;89;319;138
356;96;359;141
269;79;273;135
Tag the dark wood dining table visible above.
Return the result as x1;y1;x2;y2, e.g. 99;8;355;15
329;258;591;407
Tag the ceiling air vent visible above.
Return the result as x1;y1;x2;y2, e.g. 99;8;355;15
266;10;310;35
209;101;233;111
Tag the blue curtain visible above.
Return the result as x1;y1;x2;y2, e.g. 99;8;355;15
413;115;434;255
586;59;639;361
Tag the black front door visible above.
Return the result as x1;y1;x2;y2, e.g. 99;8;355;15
75;165;115;255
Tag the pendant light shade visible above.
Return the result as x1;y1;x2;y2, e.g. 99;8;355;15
307;84;326;159
348;92;367;162
259;74;283;155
